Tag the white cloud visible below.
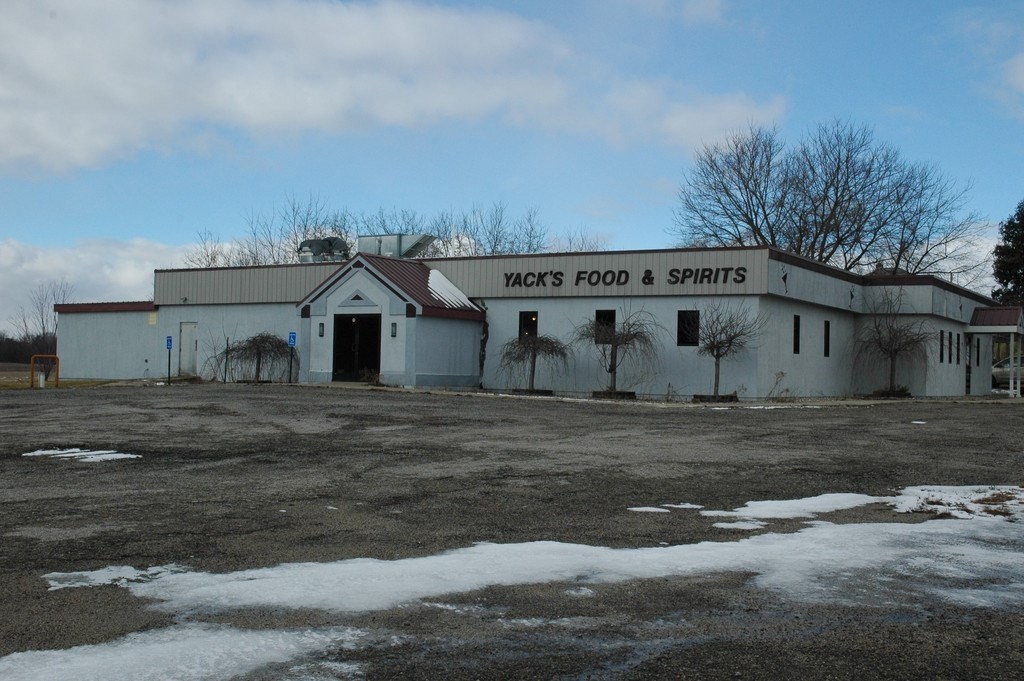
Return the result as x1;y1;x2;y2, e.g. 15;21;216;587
1005;53;1024;94
0;0;781;171
0;238;187;336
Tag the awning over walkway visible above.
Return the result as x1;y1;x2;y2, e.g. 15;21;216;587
967;306;1024;334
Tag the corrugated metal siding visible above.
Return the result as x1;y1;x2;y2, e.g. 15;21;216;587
423;248;769;299
154;263;342;305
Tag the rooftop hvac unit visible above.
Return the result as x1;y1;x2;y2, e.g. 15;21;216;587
297;237;350;263
356;234;436;259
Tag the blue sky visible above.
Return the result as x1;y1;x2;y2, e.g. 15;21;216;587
1;0;1023;332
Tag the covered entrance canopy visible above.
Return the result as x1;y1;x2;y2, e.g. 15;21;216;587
968;306;1024;396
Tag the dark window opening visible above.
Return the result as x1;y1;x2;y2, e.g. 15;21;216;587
677;310;700;346
939;331;944;363
976;337;981;367
956;333;961;365
793;315;801;354
519;311;538;338
947;331;953;364
823;320;831;358
594;309;616;345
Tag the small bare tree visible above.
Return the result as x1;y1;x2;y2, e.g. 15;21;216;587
207;333;296;383
691;303;767;397
499;334;570;392
573;309;659;394
857;288;931;395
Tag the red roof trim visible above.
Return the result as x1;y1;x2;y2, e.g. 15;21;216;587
54;302;156;313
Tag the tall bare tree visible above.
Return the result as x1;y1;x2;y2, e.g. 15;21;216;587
12;278;75;374
689;302;767;397
673;121;986;284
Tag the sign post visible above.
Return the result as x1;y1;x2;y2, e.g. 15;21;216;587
287;332;297;383
166;335;173;384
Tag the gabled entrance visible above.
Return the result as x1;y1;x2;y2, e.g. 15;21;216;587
332;314;381;381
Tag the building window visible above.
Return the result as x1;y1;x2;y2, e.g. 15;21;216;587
956;333;961;365
976;337;981;367
948;331;953;364
793;315;801;354
939;330;944;363
518;311;538;338
677;310;700;346
594;309;616;345
823;320;831;358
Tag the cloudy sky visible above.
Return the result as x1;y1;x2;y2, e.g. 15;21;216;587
1;0;1023;333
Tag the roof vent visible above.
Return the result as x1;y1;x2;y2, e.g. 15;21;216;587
356;234;435;259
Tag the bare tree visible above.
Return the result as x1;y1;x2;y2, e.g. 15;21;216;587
185;197;601;265
11;279;74;377
184;196;357;267
12;278;74;350
573;309;659;395
183;229;230;268
690;302;767;397
550;226;608;252
673;120;984;280
675;124;790;249
880;162;988;285
206;332;296;383
857;287;931;395
498;334;570;392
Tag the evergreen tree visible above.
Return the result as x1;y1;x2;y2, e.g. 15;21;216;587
992;200;1024;305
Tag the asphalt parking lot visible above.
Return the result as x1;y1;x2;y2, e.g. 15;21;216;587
1;384;1023;680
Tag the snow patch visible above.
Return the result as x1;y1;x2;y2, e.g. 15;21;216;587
713;520;768;531
701;493;886;520
426;269;477;310
0;624;363;681
22;448;141;462
627;506;671;513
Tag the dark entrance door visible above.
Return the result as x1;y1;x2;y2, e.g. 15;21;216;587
333;314;381;381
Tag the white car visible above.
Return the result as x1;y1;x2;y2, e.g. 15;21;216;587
992;356;1024;389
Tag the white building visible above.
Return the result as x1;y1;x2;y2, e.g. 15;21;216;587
55;244;1012;398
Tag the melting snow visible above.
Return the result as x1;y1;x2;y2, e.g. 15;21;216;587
22;448;141;462
700;492;887;519
7;485;1024;681
713;520;768;530
627;506;671;513
0;624;364;681
426;269;477;310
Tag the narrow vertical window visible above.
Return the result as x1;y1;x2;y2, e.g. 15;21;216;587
677;310;699;346
976;337;981;367
793;315;801;354
948;331;953;363
594;309;616;345
518;311;538;338
823;320;831;358
939;331;944;363
956;333;961;365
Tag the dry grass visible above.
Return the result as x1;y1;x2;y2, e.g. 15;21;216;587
976;491;1019;505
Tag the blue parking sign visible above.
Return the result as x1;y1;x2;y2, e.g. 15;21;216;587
166;335;173;350
288;332;297;347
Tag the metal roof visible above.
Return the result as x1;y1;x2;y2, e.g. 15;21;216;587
303;254;485;321
968;306;1024;333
